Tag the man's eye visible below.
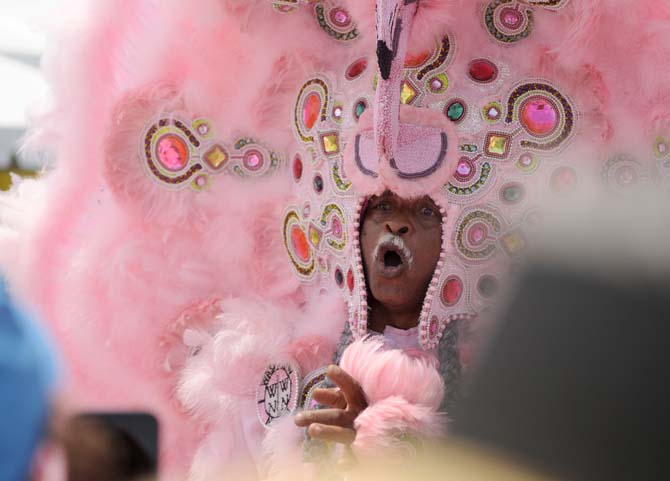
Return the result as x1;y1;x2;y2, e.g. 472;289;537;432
375;201;392;211
420;206;436;217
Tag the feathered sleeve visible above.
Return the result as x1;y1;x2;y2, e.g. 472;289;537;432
339;338;446;459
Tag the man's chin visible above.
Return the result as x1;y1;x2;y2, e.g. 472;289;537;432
369;277;415;304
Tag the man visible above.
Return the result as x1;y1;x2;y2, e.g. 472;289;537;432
295;192;447;448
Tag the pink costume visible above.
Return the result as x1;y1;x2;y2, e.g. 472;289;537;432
1;0;669;480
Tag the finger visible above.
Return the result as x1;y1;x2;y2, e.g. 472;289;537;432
308;424;356;445
294;409;353;428
326;365;367;412
312;388;347;409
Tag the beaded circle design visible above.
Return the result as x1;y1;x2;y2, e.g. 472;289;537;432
142;117;280;190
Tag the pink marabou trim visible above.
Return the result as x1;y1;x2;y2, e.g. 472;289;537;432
353;396;446;458
339;338;445;457
340;338;444;409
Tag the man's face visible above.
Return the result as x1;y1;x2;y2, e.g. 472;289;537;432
361;191;443;312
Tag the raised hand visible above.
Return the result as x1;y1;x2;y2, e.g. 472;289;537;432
294;365;368;445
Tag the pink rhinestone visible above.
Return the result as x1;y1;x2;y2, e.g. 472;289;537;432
519;153;533;166
332;217;343;238
197;124;209;135
430;79;443;91
333;106;343;118
332;8;349;26
500;7;522;29
468;223;487;245
457;159;472;176
658;142;668;154
488;107;500;119
429;317;439;337
303;203;311;217
244;150;263;171
521;98;559;136
196;175;207;187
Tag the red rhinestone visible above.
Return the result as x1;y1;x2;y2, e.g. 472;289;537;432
347;268;355;292
468;59;498;83
292;155;303;181
442;277;463;306
346;58;368;80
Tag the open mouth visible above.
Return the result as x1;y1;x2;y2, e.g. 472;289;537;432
384;250;403;268
375;240;412;278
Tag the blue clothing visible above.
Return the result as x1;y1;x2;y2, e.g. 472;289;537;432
0;278;59;481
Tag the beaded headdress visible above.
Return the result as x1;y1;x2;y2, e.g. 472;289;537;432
282;0;668;350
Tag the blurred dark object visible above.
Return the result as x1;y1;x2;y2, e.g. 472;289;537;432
60;412;158;481
453;266;669;481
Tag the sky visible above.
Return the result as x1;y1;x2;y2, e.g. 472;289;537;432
0;0;61;167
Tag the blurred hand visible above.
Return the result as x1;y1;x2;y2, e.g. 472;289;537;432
294;365;368;445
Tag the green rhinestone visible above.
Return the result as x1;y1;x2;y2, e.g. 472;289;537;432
355;102;367;118
447;102;465;122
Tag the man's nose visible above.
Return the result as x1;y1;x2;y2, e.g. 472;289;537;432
386;219;411;236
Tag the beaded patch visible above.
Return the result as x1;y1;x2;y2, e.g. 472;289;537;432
141;116;280;190
601;154;650;195
256;363;301;428
483;0;570;45
284;24;580;352
314;3;358;42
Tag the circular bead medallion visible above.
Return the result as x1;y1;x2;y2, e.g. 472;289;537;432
156;134;189;171
519;96;559;137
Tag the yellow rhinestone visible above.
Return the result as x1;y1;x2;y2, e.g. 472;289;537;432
308;225;321;247
205;146;228;169
487;134;509;156
322;134;339;154
400;82;417;104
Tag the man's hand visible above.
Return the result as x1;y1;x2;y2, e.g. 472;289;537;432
294;365;368;445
